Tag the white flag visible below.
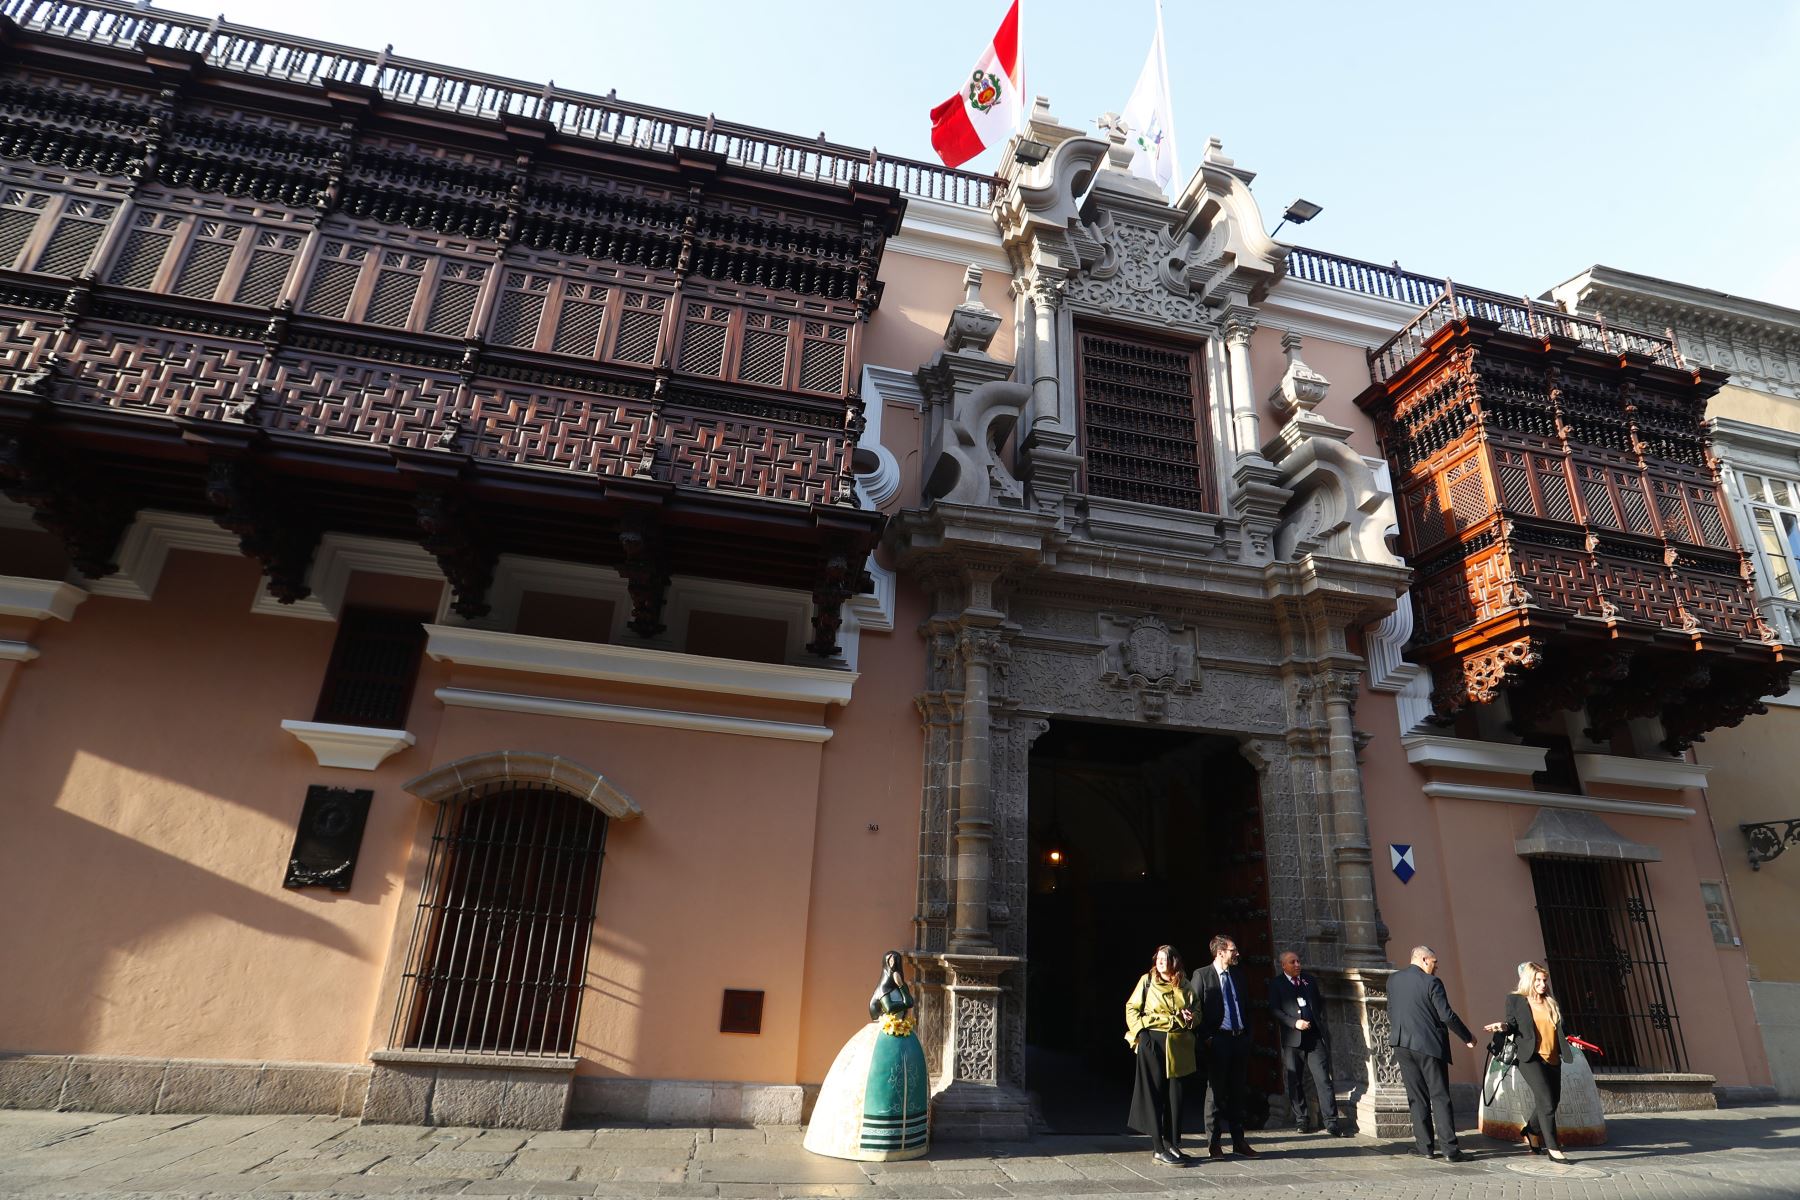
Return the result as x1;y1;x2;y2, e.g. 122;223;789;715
1120;4;1178;190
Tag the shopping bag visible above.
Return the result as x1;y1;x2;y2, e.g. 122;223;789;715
1477;1049;1532;1140
1554;1044;1606;1147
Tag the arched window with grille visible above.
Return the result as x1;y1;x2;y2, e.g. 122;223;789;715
392;754;641;1058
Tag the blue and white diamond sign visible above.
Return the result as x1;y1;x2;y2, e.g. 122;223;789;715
1390;844;1416;884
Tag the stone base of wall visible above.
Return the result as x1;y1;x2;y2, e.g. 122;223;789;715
1751;980;1800;1100
0;1053;367;1116
930;1083;1031;1141
1593;1073;1718;1113
363;1052;573;1129
571;1077;804;1125
1715;1085;1778;1106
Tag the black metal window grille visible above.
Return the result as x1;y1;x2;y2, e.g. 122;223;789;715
312;608;427;728
1530;857;1688;1073
390;781;609;1057
1075;328;1214;513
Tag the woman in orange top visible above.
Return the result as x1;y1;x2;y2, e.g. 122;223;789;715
1484;961;1573;1162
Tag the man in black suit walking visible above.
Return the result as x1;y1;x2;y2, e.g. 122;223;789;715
1190;933;1259;1159
1270;950;1346;1136
1387;944;1475;1162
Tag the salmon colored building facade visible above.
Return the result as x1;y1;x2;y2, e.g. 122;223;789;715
0;0;1791;1136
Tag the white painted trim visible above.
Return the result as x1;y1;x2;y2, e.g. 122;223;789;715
887;197;1010;274
664;577;815;666
435;686;833;743
1574;753;1710;792
263;533;448;623
1260;276;1420;349
74;511;449;623
847;560;896;634
424;625;857;705
1422;780;1694;819
857;364;919;511
0;639;38;662
0;497;38;531
1402;734;1548;776
280;720;416;770
1393;671;1435;737
84;510;239;601
477;555;633;642
0;576;87;622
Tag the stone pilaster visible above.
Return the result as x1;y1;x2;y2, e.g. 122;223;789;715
951;624;1004;952
929;953;1029;1140
1321;669;1385;968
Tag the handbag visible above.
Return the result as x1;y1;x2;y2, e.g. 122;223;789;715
1481;1030;1518;1107
1125;975;1150;1048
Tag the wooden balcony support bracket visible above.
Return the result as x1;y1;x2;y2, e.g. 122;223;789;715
0;386;137;579
807;547;873;660
201;452;322;605
413;484;497;620
616;506;672;639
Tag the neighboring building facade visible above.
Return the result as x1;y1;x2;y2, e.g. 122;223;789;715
1549;267;1800;1098
0;0;1788;1135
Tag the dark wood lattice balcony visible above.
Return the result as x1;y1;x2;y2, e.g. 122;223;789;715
1357;283;1793;750
0;0;976;652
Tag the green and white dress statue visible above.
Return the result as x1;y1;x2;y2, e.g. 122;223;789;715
804;950;930;1161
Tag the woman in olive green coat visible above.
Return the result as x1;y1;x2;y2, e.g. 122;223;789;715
1125;944;1199;1167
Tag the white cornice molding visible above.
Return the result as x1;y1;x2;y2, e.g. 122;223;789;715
1707;417;1800;474
79;512;448;622
1259;276;1420;349
1550;266;1800;346
85;511;238;601
858;364;921;511
1402;734;1548;777
424;625;857;706
0;639;38;662
1422;780;1694;820
267;534;447;623
0;577;87;622
435;686;833;743
887;197;1010;273
1574;754;1710;792
280;720;416;770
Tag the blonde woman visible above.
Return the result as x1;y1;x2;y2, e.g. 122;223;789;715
1125;945;1198;1167
1484;961;1573;1162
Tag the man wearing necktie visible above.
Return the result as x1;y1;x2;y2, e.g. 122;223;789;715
1190;934;1259;1158
1271;950;1346;1135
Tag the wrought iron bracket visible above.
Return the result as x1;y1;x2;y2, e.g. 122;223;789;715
1742;818;1800;870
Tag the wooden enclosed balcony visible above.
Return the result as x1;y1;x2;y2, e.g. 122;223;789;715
1357;284;1793;750
0;0;1002;652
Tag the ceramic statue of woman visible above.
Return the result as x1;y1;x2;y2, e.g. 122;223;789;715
803;950;930;1161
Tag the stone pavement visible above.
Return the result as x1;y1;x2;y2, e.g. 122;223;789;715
0;1106;1797;1199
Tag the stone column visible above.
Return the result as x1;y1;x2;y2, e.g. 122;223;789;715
1225;311;1261;460
1321;669;1385;968
1028;279;1061;433
951;625;1002;951
1020;277;1082;506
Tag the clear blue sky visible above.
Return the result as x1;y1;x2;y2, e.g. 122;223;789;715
158;0;1800;309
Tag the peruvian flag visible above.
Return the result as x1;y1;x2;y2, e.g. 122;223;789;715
928;0;1023;169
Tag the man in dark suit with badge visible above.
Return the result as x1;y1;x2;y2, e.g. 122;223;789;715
1189;933;1259;1159
1270;950;1346;1136
1387;944;1476;1162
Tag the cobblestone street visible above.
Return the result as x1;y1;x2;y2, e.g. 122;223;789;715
0;1106;1796;1199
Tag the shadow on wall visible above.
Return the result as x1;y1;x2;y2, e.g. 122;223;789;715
0;552;437;1055
0;805;367;1053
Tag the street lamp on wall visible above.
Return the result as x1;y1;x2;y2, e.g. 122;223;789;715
1271;198;1323;239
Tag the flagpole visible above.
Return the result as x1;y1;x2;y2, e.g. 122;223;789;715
1155;0;1178;184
